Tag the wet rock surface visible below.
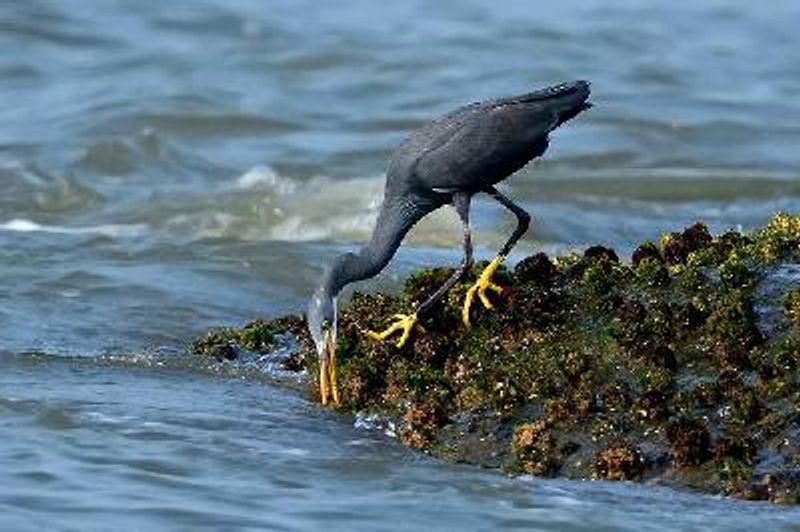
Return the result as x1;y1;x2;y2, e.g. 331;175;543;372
192;213;800;505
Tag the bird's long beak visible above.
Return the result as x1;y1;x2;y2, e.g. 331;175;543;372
319;328;340;406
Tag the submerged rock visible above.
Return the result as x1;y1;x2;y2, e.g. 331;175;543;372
193;213;800;505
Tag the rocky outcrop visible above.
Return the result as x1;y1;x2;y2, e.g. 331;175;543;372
192;213;800;505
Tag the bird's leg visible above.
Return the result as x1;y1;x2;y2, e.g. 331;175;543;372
462;187;530;328
417;193;473;314
367;193;473;348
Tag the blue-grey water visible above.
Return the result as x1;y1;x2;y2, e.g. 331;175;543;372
2;1;800;530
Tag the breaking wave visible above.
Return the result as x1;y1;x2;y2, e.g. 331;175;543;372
150;164;464;246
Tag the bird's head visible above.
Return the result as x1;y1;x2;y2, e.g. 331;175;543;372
307;285;337;364
307;253;361;405
307;253;360;363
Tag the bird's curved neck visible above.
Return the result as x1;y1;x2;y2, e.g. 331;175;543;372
322;193;438;297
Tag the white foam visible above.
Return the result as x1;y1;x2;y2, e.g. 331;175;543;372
235;164;296;194
160;165;468;245
0;219;148;238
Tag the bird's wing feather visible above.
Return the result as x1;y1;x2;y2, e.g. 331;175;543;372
411;102;558;191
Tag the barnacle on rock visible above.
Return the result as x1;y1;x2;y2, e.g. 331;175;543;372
660;223;713;265
749;212;800;263
512;421;560;476
666;417;711;468
595;441;645;481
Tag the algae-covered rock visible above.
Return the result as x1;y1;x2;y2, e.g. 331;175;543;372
190;315;310;370
193;213;800;505
595;440;645;481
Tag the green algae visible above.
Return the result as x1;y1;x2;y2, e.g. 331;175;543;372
193;212;800;505
190;321;275;360
190;315;308;370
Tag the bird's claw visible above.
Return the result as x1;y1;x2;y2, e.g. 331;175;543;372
365;312;418;348
462;255;505;328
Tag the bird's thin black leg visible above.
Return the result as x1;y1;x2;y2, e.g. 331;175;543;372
461;187;531;327
485;186;531;257
367;192;473;346
417;192;474;315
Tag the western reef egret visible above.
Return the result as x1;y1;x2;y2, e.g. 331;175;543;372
308;80;592;405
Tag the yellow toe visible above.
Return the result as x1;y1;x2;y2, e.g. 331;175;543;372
366;312;418;348
462;255;505;328
462;286;476;327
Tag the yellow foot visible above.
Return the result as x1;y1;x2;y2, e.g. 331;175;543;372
319;334;340;407
462;255;505;328
365;312;418;348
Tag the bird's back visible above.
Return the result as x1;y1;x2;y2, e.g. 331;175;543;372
389;81;591;193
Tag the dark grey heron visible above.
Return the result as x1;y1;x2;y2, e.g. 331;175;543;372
308;80;592;405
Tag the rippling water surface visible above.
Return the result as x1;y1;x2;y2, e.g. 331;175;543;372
2;1;800;529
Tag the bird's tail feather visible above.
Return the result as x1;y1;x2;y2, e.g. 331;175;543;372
553;99;592;128
515;80;591;104
506;80;592;129
543;81;591;129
